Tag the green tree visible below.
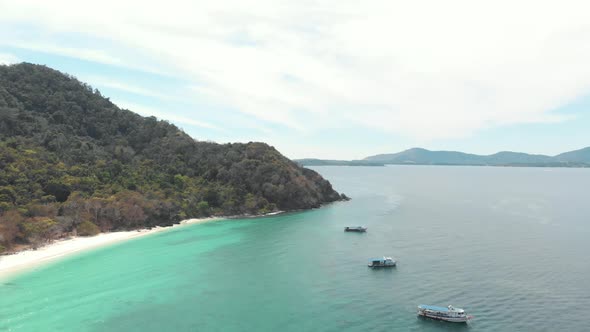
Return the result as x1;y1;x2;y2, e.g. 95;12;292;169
77;220;100;236
0;210;23;250
196;201;210;216
21;217;56;248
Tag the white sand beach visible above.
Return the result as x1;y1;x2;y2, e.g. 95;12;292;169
0;217;221;280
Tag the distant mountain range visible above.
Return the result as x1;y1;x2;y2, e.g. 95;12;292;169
296;147;590;167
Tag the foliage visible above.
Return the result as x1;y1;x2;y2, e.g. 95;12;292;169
0;210;22;250
0;63;346;250
21;217;56;248
196;201;210;217
77;220;100;236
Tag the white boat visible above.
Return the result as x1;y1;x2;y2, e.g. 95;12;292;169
368;256;396;267
417;305;472;323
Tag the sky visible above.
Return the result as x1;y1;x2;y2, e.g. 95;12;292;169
1;0;590;160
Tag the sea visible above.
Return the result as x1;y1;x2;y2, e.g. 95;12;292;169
1;165;590;331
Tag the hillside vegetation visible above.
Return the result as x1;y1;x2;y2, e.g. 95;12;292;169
0;63;346;252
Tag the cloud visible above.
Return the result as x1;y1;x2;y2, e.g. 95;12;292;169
1;0;590;141
12;43;122;66
117;101;222;131
0;52;18;65
83;76;181;102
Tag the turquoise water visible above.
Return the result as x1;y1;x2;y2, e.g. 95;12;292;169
2;165;590;331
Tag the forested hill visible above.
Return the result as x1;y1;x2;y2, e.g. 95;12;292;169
0;63;346;252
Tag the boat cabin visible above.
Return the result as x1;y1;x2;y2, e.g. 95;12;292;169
417;305;472;322
368;256;396;267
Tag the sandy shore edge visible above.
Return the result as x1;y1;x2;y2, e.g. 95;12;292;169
0;217;222;281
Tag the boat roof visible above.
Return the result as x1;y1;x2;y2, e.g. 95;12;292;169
418;305;451;312
369;256;393;261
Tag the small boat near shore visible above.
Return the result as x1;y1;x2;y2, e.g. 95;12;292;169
417;305;472;323
368;256;396;267
344;226;367;232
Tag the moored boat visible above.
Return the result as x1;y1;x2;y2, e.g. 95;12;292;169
417;305;472;323
344;226;367;232
368;256;396;267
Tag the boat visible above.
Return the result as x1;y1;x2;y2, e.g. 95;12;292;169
368;256;396;267
344;226;367;232
417;305;473;323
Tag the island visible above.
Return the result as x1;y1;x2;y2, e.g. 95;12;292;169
299;147;590;167
0;63;347;255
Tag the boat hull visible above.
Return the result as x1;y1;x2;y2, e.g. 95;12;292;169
368;263;396;268
344;227;366;232
417;311;471;323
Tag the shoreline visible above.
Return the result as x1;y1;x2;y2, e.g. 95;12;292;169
0;217;222;281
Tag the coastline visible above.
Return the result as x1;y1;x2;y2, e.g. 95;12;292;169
0;217;222;281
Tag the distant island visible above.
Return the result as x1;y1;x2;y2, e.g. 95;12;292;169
297;147;590;167
0;63;347;253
